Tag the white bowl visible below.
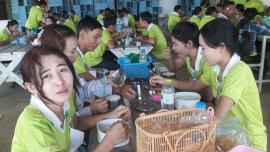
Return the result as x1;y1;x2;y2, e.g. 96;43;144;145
174;92;201;109
97;118;130;147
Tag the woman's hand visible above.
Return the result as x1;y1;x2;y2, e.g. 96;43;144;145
118;84;136;101
104;121;131;147
149;75;165;86
107;105;130;120
90;98;108;114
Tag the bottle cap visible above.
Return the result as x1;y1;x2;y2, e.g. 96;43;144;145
164;79;172;84
196;102;206;110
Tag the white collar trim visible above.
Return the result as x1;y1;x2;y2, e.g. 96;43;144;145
30;95;68;132
213;53;241;79
192;15;199;18
218;13;228;19
147;23;154;32
76;46;84;58
194;47;203;72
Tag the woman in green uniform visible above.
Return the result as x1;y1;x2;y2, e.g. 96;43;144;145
12;46;131;152
0;20;20;46
150;18;267;151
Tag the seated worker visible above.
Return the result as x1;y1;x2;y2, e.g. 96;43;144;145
122;8;136;31
97;9;106;25
189;6;203;27
150;18;267;151
167;5;184;34
40;24;136;118
84;16;126;70
12;45;131;151
62;10;77;34
25;0;46;36
199;6;217;29
73;17;136;99
217;1;237;22
70;10;81;25
0;20;20;46
137;11;167;60
163;22;213;102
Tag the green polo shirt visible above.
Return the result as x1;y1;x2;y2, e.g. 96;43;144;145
245;0;265;13
184;57;209;80
148;23;167;59
200;61;267;151
83;29;110;66
64;19;77;34
0;28;11;42
74;53;87;74
97;14;105;23
167;12;181;33
199;15;215;29
128;14;136;30
25;6;43;30
189;15;201;27
11;97;75;151
73;15;81;25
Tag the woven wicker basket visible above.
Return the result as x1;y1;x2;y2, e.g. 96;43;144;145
135;108;216;152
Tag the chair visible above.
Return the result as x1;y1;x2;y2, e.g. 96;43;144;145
248;35;270;92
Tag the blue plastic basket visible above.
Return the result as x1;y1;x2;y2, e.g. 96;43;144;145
117;56;153;79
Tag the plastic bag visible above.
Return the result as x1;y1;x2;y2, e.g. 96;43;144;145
216;117;249;152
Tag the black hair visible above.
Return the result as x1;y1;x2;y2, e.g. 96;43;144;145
46;16;56;24
105;7;111;12
236;4;245;13
216;2;224;8
205;6;217;16
20;45;79;102
174;5;182;12
139;11;152;24
172;22;200;48
103;16;116;28
77;16;102;34
36;0;47;6
99;9;104;14
238;8;258;28
61;10;69;19
192;6;202;15
223;1;235;9
200;18;238;55
122;8;129;14
70;10;75;14
7;20;19;28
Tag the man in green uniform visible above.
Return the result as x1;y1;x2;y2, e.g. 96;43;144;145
138;11;167;60
167;5;184;34
25;0;46;38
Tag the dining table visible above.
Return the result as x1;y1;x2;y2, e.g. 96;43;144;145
0;43;32;88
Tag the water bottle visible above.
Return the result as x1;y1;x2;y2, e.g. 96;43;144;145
116;18;122;32
161;79;175;110
139;48;147;63
194;102;209;125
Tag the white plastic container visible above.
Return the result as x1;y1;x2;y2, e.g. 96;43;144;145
96;118;130;147
174;92;201;109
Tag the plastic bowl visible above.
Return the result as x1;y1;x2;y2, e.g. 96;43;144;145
174;92;201;109
97;118;130;147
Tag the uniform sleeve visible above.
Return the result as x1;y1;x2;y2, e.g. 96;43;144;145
220;69;246;105
73;56;87;74
84;43;106;62
148;28;156;38
101;31;112;45
81;77;112;98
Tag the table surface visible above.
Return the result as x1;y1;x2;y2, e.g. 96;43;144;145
110;44;153;58
0;44;32;54
88;81;161;152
